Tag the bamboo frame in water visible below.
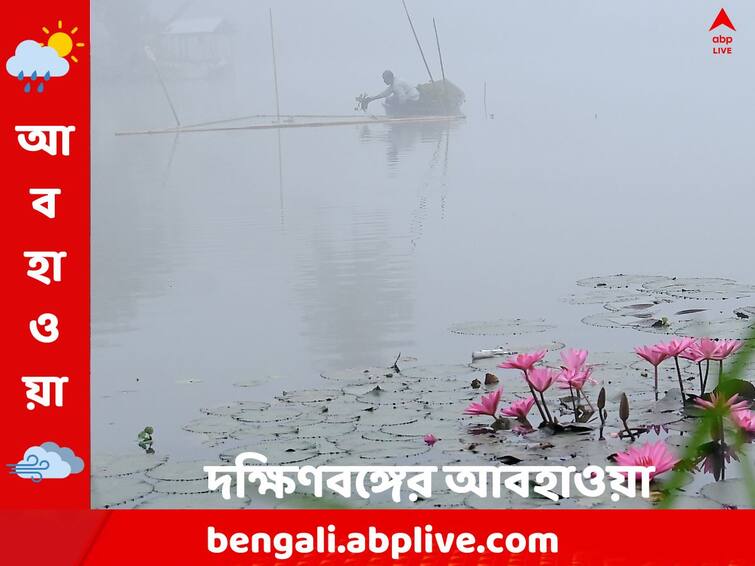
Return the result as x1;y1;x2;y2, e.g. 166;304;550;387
115;114;465;136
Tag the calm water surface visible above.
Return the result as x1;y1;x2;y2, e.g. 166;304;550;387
91;71;755;458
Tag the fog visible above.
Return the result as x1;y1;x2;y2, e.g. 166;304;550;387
91;1;755;457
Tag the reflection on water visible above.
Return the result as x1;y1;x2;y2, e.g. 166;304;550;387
92;95;460;454
357;120;455;170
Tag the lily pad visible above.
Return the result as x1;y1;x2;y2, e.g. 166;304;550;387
135;492;250;509
92;476;154;508
152;478;210;495
145;460;218;481
92;454;167;478
182;415;240;435
342;382;408;396
642;277;755;301
201;401;270;416
701;479;753;508
355;387;418;405
400;364;482;381
604;298;670;312
320;366;395;383
577;275;670;289
297;421;356;438
276;389;343;404
677;318;754;340
353;444;431;461
232;405;304;423
448;318;554;336
356;406;427;427
219;439;319;465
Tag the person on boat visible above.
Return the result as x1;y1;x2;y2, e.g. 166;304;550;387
361;70;419;111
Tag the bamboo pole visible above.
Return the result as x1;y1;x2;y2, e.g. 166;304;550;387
115;114;465;137
401;0;434;82
144;45;181;127
483;81;488;118
433;18;446;82
433;17;449;114
269;8;281;122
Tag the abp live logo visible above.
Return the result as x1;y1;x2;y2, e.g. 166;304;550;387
710;8;735;55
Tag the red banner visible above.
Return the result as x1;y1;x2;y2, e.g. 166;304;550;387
2;509;753;564
0;2;89;509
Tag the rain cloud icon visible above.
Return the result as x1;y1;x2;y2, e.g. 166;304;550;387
6;40;69;93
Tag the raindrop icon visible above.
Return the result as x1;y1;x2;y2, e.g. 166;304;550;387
37;82;44;93
17;71;24;80
44;71;50;81
31;70;37;80
24;82;31;93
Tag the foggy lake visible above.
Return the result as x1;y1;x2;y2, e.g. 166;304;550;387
91;0;755;467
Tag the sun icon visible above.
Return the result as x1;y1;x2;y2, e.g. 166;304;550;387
41;20;85;63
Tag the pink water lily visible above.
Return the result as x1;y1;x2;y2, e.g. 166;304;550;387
560;348;588;372
634;345;670;367
635;345;671;401
556;367;593;390
731;410;755;434
614;441;679;480
678;348;704;363
512;423;535;435
423;434;439;446
694;393;749;413
501;397;536;419
686;338;720;361
463;387;503;417
699;446;739;476
653;338;694;358
714;339;743;360
497;350;547;372
653;338;694;399
528;367;558;393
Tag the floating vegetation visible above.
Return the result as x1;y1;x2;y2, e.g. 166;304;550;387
135;492;250;509
448;317;554;336
95;274;755;510
320;366;396;383
577;274;671;289
700;478;751;508
642;277;755;301
200;401;270;417
92;476;154;508
182;415;241;436
400;363;481;381
232;405;304;423
276;389;344;404
137;426;154;453
93;453;166;478
575;275;755;348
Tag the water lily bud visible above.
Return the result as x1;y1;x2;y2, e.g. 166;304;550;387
597;387;606;410
619;393;629;422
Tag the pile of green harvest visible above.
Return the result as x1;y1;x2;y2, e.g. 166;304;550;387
416;79;465;114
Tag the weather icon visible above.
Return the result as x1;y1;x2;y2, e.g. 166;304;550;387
6;441;84;482
5;20;85;93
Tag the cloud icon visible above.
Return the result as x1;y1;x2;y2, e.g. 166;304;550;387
7;441;84;482
6;39;69;79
